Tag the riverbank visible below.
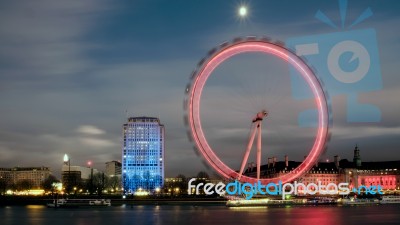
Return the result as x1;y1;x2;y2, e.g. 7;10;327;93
0;195;227;206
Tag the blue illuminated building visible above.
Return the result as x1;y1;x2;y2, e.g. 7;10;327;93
122;117;165;194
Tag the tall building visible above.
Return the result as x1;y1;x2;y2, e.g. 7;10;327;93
122;117;165;194
105;161;122;177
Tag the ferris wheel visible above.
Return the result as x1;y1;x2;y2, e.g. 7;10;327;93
184;37;330;185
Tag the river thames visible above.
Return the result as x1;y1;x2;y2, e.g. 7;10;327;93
1;204;400;225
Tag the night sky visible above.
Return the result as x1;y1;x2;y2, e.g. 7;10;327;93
0;0;399;178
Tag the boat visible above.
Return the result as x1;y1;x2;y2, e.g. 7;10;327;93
341;198;379;205
47;199;69;208
306;197;338;205
226;198;298;207
47;199;111;208
226;196;341;207
89;199;112;206
380;195;400;204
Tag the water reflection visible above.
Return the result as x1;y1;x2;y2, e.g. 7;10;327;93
26;205;46;209
0;205;399;225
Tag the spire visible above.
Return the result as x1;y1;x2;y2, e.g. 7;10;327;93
353;144;361;167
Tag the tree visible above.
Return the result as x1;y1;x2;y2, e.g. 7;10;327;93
42;175;59;193
107;176;121;192
16;179;33;191
87;172;108;196
194;171;210;195
196;171;210;180
0;177;11;194
176;174;187;194
143;170;151;190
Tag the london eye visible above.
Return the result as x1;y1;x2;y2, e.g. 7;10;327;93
185;37;330;185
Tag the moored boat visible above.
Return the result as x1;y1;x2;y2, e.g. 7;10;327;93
47;199;111;208
380;195;400;204
226;197;339;207
341;198;379;205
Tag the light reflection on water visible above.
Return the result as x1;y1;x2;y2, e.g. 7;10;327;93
1;205;400;225
26;205;46;209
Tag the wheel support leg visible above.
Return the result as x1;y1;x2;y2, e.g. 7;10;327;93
238;121;260;181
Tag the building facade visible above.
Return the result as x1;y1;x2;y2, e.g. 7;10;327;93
122;117;165;194
340;146;400;192
244;146;400;193
61;164;98;180
0;167;51;189
105;161;122;177
61;157;98;193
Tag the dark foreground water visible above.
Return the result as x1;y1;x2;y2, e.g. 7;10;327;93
1;204;400;225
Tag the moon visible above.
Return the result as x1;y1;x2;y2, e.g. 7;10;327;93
239;6;247;17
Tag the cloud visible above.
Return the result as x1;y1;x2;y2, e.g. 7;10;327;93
0;145;14;161
332;125;400;140
76;125;106;135
0;0;114;90
79;137;117;148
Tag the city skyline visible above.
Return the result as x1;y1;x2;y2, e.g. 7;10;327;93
0;0;399;178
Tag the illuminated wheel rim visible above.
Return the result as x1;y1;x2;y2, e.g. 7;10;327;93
186;38;329;184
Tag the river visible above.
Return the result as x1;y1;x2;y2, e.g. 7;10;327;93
1;204;400;225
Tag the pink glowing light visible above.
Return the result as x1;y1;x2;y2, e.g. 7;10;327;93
187;40;329;184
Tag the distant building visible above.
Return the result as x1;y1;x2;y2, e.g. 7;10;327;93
0;167;51;189
122;117;165;194
105;161;122;177
245;156;340;191
244;146;400;193
61;164;98;180
0;168;13;183
340;146;400;191
164;177;184;195
61;155;98;192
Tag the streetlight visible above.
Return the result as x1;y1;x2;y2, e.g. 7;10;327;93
155;187;160;196
63;154;70;171
63;154;70;194
87;160;94;195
